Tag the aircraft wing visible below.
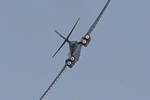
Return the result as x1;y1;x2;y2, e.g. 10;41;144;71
86;0;111;36
39;64;68;100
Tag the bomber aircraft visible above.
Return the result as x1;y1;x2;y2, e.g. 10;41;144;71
39;0;111;100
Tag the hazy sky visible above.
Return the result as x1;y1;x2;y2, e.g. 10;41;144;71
0;0;150;100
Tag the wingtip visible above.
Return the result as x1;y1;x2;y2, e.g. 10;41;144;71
54;30;57;32
78;17;80;21
52;54;55;58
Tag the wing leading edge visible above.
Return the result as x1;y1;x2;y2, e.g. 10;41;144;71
39;1;111;99
39;64;68;100
86;0;111;35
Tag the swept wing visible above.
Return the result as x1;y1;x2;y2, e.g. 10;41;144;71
86;0;111;35
39;64;68;100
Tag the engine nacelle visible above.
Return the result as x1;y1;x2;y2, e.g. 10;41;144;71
81;35;91;47
65;56;76;68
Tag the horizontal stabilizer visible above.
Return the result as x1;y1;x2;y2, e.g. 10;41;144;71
54;30;66;40
52;18;80;58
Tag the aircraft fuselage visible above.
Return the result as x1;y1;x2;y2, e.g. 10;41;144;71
66;35;91;68
69;41;82;61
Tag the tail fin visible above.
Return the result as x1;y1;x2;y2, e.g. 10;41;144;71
52;18;80;58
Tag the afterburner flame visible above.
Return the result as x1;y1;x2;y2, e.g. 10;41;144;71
82;39;87;44
70;56;75;61
85;35;90;39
